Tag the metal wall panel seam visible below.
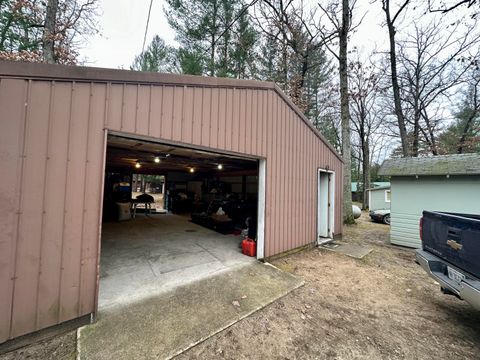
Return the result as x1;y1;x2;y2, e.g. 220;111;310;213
254;90;258;155
285;107;290;251
293;109;298;248
159;85;165;139
200;87;204;146
272;98;279;254
270;93;278;256
280;102;286;252
34;81;54;330
77;83;93;318
103;83;110;128
261;91;266;156
57;81;74;324
147;85;153;135
181;86;186;142
264;92;270;256
302;119;307;246
278;97;284;253
311;130;315;242
245;90;251;153
307;125;311;242
242;89;247;153
170;85;175;140
189;87;195;144
256;91;260;155
216;87;220;147
265;91;271;256
134;84;139;133
229;88;234;151
93;130;108;318
7;80;29;339
12;81;51;337
236;88;241;152
251;90;255;154
264;91;272;256
255;90;260;155
284;104;289;250
306;117;310;243
120;83;126;131
208;86;213;148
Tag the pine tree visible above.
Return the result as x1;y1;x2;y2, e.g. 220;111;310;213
164;0;258;78
131;35;172;72
165;0;221;76
231;8;257;79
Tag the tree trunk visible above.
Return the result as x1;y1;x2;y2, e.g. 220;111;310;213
209;0;218;77
43;0;58;64
412;110;420;157
340;0;354;224
384;0;409;157
361;136;370;210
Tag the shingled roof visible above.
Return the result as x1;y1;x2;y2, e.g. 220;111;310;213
378;153;480;176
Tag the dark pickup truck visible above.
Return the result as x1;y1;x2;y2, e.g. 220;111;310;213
416;211;480;311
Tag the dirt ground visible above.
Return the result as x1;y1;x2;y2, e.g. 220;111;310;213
0;332;76;360
179;213;480;359
2;212;479;359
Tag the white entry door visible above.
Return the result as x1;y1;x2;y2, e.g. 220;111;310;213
317;169;334;243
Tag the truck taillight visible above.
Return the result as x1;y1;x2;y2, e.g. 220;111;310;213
419;217;423;241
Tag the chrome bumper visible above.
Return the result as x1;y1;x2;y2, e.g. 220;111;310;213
416;249;480;311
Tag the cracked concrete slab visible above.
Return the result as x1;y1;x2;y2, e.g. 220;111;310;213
78;261;303;360
98;214;254;309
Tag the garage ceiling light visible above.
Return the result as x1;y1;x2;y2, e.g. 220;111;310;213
189;168;195;173
135;162;141;169
217;164;223;170
154;156;161;163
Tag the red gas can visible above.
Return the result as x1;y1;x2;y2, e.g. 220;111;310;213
242;238;256;257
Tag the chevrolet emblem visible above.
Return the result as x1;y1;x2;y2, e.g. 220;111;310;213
446;239;463;251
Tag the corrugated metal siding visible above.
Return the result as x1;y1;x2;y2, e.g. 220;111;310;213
0;75;343;343
390;175;480;248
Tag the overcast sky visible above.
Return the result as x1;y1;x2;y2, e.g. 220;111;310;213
79;0;388;69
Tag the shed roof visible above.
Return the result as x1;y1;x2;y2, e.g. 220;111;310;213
379;153;480;176
367;185;390;191
352;182;390;192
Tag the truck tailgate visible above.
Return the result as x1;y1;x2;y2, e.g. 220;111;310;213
422;211;480;279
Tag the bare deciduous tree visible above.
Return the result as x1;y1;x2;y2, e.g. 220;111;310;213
318;0;360;223
397;19;480;156
349;55;386;209
381;0;410;157
253;0;334;110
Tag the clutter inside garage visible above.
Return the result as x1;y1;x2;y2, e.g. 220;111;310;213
103;135;259;241
98;135;261;309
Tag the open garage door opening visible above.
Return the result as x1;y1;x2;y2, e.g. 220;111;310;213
99;134;264;310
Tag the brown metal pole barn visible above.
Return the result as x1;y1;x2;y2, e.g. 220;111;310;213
0;61;343;343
